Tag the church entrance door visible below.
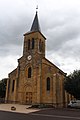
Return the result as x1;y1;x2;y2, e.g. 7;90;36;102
26;92;32;104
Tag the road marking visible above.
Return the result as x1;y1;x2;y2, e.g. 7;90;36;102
31;113;80;119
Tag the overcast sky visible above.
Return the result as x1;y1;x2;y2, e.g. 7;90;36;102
0;0;80;79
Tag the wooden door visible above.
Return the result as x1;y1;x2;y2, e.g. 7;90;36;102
26;92;32;104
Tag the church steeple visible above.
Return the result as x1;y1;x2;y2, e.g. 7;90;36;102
30;11;41;32
23;11;46;58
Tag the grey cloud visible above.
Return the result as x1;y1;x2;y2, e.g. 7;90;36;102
44;12;80;59
0;44;22;57
0;8;32;57
1;0;80;79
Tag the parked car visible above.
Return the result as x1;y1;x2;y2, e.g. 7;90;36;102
68;100;80;108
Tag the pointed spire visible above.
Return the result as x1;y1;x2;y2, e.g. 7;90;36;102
30;11;41;32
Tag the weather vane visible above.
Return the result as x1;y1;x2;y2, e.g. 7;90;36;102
36;5;38;12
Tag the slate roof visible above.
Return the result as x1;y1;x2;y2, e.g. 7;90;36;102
30;12;41;32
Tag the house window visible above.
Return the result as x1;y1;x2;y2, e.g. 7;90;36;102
39;40;42;52
28;67;32;78
46;77;50;91
28;39;30;50
32;38;35;49
12;80;15;92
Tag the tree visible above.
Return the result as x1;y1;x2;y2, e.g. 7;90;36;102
0;78;7;98
64;70;80;99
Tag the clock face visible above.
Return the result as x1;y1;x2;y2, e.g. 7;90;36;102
27;55;32;60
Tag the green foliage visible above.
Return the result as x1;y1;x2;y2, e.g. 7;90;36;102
0;78;7;98
64;70;80;99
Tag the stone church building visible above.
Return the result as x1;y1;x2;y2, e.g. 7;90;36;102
5;11;68;107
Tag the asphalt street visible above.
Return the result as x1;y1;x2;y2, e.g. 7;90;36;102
0;108;80;120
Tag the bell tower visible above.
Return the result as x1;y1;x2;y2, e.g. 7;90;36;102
23;11;46;60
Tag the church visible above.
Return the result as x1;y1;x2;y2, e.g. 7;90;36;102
5;11;69;108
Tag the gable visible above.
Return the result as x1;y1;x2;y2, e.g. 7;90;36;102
42;58;66;76
9;68;17;78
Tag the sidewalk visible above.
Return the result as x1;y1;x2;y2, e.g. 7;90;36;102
0;104;40;114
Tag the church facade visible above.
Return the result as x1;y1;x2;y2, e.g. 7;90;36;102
5;12;68;108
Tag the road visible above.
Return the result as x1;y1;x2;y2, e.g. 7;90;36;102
0;108;80;120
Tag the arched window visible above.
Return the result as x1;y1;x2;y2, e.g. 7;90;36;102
32;38;35;49
12;80;15;92
39;40;42;52
28;67;32;78
28;39;30;50
8;79;10;92
46;77;50;91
